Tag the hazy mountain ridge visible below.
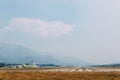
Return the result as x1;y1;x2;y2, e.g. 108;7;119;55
0;43;89;66
0;43;62;64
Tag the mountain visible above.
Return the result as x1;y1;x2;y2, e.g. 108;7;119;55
0;43;62;64
0;43;90;66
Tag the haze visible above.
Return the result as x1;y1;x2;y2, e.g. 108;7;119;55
0;0;120;64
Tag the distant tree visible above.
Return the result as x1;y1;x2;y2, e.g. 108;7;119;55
0;62;6;67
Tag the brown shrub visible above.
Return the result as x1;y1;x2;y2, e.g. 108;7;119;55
0;71;120;80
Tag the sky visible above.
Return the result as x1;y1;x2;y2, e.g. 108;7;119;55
0;0;120;64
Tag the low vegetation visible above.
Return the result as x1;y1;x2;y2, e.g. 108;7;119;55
92;64;120;68
0;72;120;80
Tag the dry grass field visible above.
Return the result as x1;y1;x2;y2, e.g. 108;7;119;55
0;72;120;80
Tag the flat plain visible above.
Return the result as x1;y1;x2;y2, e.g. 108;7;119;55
0;72;120;80
0;67;120;80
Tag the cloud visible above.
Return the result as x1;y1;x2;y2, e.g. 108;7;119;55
1;18;74;36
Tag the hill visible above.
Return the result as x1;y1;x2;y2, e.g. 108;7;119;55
0;43;89;66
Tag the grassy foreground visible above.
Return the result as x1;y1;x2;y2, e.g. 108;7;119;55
0;72;120;80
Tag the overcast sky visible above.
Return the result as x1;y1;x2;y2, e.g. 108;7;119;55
0;0;120;64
